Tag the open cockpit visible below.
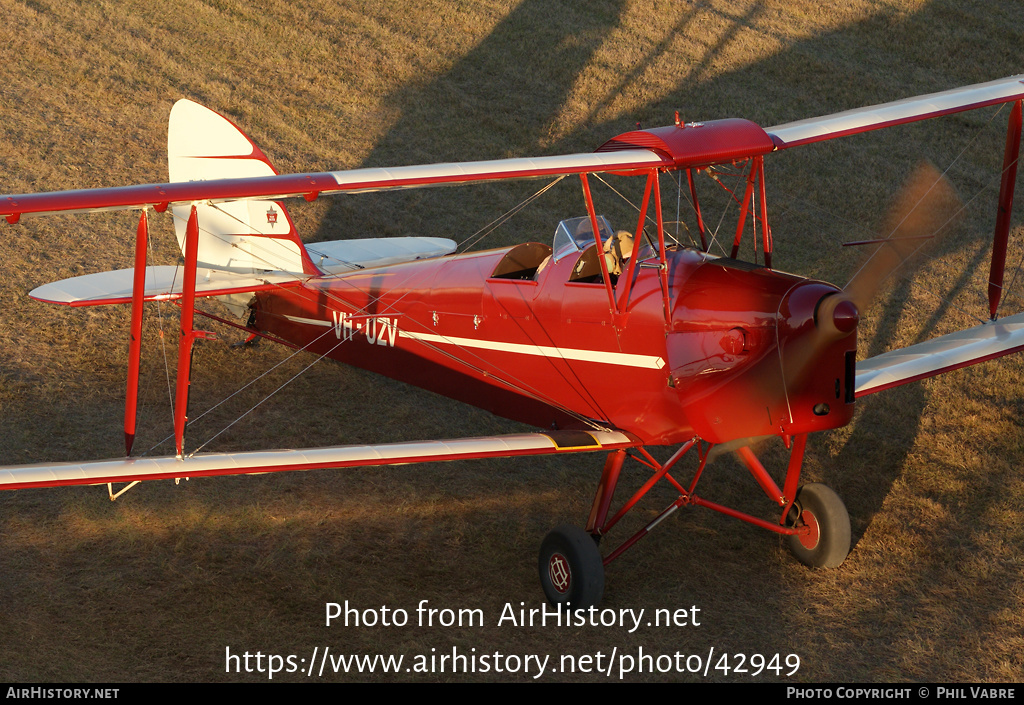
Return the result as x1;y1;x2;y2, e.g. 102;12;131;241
490;216;635;284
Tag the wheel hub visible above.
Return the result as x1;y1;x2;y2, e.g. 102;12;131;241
797;508;821;550
548;552;572;594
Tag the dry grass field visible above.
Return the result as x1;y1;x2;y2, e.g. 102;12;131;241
1;0;1022;683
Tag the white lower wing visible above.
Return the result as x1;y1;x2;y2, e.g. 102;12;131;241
0;430;637;490
855;312;1024;396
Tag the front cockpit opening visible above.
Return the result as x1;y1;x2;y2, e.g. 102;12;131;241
555;216;636;284
490;242;552;280
552;215;615;261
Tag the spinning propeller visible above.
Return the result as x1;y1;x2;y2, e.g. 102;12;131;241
781;162;961;394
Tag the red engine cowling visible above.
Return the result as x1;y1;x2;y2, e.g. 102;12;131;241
668;257;857;444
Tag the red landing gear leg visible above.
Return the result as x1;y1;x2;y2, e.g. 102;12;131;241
537;450;628;610
735;434;851;568
538;442;697;609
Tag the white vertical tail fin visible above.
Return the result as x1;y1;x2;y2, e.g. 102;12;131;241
167;100;318;276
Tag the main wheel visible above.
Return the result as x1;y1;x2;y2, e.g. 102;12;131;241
787;483;851;568
538;524;604;609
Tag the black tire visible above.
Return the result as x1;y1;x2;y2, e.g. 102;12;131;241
538;524;604;610
787;483;851;568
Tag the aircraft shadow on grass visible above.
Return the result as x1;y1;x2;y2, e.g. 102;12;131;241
302;0;1023;664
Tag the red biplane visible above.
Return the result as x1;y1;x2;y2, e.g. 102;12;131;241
2;76;1023;608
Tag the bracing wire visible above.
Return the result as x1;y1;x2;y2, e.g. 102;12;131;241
187;338;348;456
457;176;567;252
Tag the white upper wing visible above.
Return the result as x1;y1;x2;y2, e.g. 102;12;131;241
768;75;1024;149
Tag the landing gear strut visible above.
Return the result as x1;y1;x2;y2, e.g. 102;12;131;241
538;435;853;607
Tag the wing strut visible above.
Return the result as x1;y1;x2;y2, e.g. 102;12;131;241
617;170;656;312
757;157;773;269
727;157;772;267
685;169;708;251
580;174;619;321
730;162;759;259
988;99;1022;319
654;172;671;322
173;206;215;458
124;210;149;456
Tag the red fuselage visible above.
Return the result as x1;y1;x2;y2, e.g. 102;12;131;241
254;242;857;446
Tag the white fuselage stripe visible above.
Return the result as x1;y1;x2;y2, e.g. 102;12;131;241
282;314;333;327
404;330;665;369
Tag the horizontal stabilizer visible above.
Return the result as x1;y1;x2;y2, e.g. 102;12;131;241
29;237;458;306
306;237;456;274
29;265;303;307
0;430;638;491
855;312;1024;396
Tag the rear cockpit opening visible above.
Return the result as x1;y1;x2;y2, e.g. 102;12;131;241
490;242;552;280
